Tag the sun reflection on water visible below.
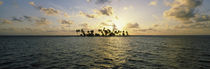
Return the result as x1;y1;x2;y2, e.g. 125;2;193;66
92;37;131;68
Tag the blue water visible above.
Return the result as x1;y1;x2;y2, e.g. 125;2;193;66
0;36;210;69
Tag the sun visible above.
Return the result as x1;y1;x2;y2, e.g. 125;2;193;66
113;19;126;30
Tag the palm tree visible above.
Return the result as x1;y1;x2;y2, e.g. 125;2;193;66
122;31;125;36
126;31;129;36
98;29;104;36
81;29;86;36
76;29;80;35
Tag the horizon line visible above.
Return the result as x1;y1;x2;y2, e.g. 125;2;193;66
0;35;210;37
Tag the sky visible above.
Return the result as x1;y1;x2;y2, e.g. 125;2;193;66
0;0;210;35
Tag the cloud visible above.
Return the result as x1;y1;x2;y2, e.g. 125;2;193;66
60;20;74;25
80;6;114;18
40;8;61;16
125;23;160;32
96;0;111;4
153;24;159;27
149;0;157;6
12;17;23;22
95;6;113;16
191;14;210;23
0;19;12;24
35;17;52;26
175;22;210;29
29;2;60;16
0;1;3;5
23;16;33;21
136;28;157;32
163;0;210;30
59;20;73;28
80;11;98;18
0;27;52;34
163;0;204;23
63;13;71;18
126;22;139;28
87;0;111;4
1;16;53;26
29;2;70;17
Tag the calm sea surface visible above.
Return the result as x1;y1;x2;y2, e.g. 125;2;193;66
0;36;210;69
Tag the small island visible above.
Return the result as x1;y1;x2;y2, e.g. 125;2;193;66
76;27;129;37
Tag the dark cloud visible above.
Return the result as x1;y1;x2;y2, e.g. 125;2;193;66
1;16;33;25
60;20;74;27
12;17;23;22
29;2;70;17
164;0;205;23
125;23;160;32
60;20;74;25
164;0;210;30
175;22;210;29
126;22;139;28
29;2;60;16
136;28;157;32
87;0;111;4
96;0;111;4
96;6;113;16
80;11;97;18
35;17;51;26
1;16;51;26
6;16;52;26
23;16;33;21
80;6;114;18
191;14;210;23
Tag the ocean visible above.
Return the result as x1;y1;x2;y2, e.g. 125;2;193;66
0;36;210;69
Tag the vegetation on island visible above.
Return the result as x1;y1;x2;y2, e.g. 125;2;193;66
76;28;128;36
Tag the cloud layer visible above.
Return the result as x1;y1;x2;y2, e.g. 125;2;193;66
95;6;113;16
29;2;70;17
163;0;206;23
80;6;114;18
126;22;139;28
80;11;97;18
35;17;52;26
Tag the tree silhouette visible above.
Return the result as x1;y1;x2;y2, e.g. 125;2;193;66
122;31;125;36
81;29;86;36
126;31;129;36
76;27;129;37
76;29;80;35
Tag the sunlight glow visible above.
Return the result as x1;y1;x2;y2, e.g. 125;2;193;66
113;19;126;30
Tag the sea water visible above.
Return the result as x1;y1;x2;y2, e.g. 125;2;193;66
0;36;210;69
